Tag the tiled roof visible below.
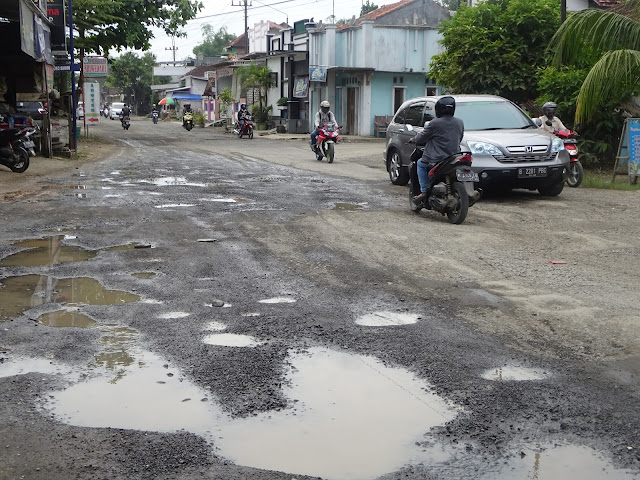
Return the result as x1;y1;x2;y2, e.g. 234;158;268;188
184;65;218;78
337;0;417;30
230;33;246;47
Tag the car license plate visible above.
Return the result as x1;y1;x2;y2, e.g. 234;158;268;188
518;166;547;178
456;170;479;182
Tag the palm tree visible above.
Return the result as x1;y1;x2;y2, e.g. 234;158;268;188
236;64;273;121
548;0;640;123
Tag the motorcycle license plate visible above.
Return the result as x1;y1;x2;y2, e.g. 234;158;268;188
456;170;479;182
518;166;547;178
23;141;35;148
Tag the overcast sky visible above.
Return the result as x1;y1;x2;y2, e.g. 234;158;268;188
143;0;400;63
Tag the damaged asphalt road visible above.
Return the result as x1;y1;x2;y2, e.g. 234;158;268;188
1;118;640;480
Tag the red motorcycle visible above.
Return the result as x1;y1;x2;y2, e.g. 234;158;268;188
554;130;582;188
234;117;254;139
311;121;340;163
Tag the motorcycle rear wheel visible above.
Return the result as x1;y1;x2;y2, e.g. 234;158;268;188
186;124;192;131
566;161;584;188
446;182;469;224
9;147;29;173
249;130;253;139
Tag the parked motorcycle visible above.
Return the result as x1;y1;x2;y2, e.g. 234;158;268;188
152;110;159;124
408;147;482;225
183;111;194;131
553;129;582;188
0;126;37;173
233;117;254;139
311;121;340;163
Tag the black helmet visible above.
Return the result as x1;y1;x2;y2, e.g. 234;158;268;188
435;96;455;118
240;103;247;109
542;101;557;118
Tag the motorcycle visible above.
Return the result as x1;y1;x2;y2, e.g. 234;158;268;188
152;111;159;124
535;118;583;188
233;116;254;139
311;121;340;163
120;115;130;130
553;129;582;188
408;146;482;225
183;111;194;131
0;126;37;173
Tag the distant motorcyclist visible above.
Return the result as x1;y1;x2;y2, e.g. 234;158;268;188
119;103;131;126
538;102;569;134
311;100;336;150
237;103;250;131
182;103;193;127
410;96;464;204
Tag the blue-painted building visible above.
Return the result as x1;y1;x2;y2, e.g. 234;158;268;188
307;0;451;136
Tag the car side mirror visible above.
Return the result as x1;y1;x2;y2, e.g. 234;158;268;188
533;118;542;127
406;124;414;131
424;121;431;128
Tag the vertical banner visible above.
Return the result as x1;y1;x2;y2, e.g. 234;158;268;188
48;0;67;56
627;118;640;177
83;81;101;124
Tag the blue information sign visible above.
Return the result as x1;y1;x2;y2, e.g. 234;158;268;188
628;118;640;176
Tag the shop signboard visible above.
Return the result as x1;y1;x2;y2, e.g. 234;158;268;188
83;56;108;77
47;0;67;55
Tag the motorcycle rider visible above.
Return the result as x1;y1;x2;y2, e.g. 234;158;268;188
182;103;193;127
538;101;569;134
310;100;336;151
119;103;131;126
237;103;250;132
410;96;464;204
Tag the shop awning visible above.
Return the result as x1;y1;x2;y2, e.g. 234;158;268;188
171;93;204;101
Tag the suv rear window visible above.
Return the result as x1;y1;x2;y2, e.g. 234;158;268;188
405;103;425;127
456;101;532;130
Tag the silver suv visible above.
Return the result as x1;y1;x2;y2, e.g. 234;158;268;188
383;94;569;196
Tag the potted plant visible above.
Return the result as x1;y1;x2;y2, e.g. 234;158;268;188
251;104;272;130
277;97;288;107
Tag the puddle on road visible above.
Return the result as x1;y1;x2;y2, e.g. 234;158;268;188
41;185;88;191
139;177;208;187
258;297;296;304
0;236;151;267
38;310;96;328
155;204;196;209
92;326;139;373
198;198;250;204
0;236;97;267
131;272;156;278
157;312;190;319
0;357;76;379
217;347;459;479
484;444;639;480
204;321;227;331
356;311;420;327
203;333;261;347
0;275;140;320
481;365;550;381
332;202;366;211
35;345;460;479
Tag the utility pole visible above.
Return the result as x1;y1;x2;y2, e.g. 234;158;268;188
165;35;178;63
232;0;251;55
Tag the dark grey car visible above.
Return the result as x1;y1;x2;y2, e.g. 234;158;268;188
383;94;570;196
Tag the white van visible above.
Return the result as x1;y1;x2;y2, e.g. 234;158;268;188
109;102;125;120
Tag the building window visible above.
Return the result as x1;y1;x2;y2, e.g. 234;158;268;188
426;87;437;96
393;87;405;113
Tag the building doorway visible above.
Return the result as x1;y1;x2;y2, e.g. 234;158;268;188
347;87;357;135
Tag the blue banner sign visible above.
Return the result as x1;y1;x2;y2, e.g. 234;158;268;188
309;66;327;83
628;118;640;176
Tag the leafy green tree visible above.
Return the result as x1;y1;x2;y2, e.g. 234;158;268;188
193;25;237;58
361;0;379;16
428;0;561;104
72;0;203;55
107;52;157;115
236;64;273;120
547;0;640;124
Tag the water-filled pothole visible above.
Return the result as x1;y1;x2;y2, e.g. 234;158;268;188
131;272;156;278
0;275;140;321
481;365;550;381
258;297;296;304
38;310;96;328
157;312;190;319
484;443;638;479
356;311;420;327
332;202;366;211
37;346;460;479
139;177;208;187
0;236;96;267
203;333;260;347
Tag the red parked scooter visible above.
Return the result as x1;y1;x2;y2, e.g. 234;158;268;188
553;129;582;187
311;121;340;163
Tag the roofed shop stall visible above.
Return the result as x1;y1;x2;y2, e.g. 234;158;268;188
0;0;55;157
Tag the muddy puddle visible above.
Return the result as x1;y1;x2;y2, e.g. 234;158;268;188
203;333;261;347
480;443;638;479
8;346;456;479
356;311;420;327
0;275;139;320
0;236;150;267
482;365;551;381
332;202;366;211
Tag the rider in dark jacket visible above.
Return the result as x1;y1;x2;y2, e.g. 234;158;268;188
411;96;464;203
120;104;131;126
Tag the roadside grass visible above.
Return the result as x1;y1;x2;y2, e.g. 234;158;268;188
582;169;640;191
